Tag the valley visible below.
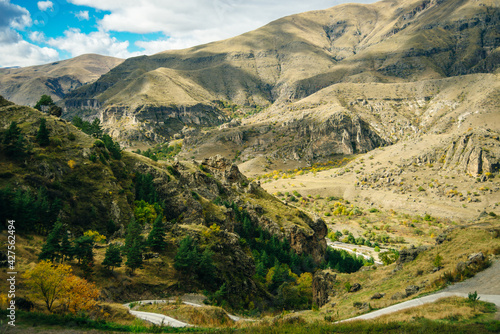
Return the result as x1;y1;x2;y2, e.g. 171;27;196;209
0;0;500;332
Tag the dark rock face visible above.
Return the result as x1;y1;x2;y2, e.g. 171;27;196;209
405;285;420;297
397;245;428;264
349;283;362;293
312;269;337;308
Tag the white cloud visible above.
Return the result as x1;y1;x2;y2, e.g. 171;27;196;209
67;0;376;52
37;1;54;12
0;0;58;67
29;30;45;43
0;30;58;67
75;10;89;21
47;28;139;58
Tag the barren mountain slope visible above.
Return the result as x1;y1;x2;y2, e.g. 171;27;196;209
62;0;500;146
0;54;123;106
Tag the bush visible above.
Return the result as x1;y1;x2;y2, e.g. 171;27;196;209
67;133;76;141
93;140;105;148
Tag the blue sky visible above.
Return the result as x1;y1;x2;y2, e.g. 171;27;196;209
1;0;376;67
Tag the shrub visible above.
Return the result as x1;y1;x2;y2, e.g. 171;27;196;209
67;133;76;141
93;140;105;148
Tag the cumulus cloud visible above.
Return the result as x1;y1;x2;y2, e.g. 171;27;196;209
47;28;139;58
29;30;45;43
75;10;89;21
37;1;54;12
0;0;32;30
0;0;59;67
67;0;375;52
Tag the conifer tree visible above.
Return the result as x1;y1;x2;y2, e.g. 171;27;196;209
73;235;94;264
3;121;26;157
36;118;50;146
147;213;166;252
102;243;122;271
125;218;142;250
126;239;143;273
38;221;63;262
60;231;73;262
173;235;198;275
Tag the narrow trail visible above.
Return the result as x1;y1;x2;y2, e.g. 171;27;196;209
338;259;500;323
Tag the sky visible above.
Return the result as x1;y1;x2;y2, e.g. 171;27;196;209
1;0;376;68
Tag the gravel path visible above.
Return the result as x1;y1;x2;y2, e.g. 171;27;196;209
339;259;500;322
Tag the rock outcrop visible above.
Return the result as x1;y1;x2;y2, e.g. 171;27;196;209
397;245;428;264
312;269;337;308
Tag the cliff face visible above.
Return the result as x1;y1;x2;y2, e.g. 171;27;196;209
128;154;327;262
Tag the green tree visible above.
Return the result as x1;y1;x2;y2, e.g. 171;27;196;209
73;235;94;264
102;134;121;159
102;243;122;271
38;221;63;262
60;231;73;262
34;94;54;111
2;121;26;157
49;105;62;117
197;248;216;282
147;213;166;252
36;118;50;146
90;118;103;138
126;239;143;273
125;218;142;250
134;200;158;226
174;236;198;275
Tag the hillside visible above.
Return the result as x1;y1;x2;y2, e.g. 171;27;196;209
61;0;499;147
0;97;332;310
0;54;123;107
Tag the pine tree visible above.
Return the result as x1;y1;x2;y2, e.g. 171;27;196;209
73;235;94;264
173;235;198;275
102;243;122;271
124;218;142;250
126;239;143;273
3;121;26;157
38;221;63;262
90;118;103;138
60;231;73;262
36;118;50;146
196;248;215;281
147;213;166;252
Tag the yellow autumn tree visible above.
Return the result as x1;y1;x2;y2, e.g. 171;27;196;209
23;260;100;313
60;275;100;314
84;230;107;243
24;260;72;312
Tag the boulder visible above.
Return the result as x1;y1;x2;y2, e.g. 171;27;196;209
397;245;428;264
349;283;362;293
405;285;419;296
371;292;386;300
468;252;485;264
391;292;405;300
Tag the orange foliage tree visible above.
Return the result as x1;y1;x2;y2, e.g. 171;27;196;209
23;260;100;313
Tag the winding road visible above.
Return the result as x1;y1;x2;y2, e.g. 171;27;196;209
339;259;500;322
327;240;384;265
124;298;244;326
